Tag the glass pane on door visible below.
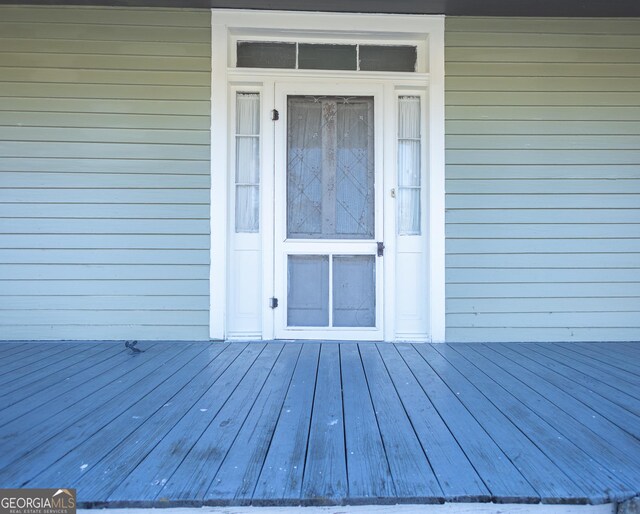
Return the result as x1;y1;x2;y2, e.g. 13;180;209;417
287;96;375;239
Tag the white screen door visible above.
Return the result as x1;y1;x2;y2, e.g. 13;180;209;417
274;83;384;340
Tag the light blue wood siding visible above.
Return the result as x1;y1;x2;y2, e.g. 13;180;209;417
445;17;640;342
0;6;211;340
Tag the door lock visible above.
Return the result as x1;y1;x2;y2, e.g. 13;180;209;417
377;242;385;257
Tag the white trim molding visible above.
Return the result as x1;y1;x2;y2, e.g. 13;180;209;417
210;9;446;342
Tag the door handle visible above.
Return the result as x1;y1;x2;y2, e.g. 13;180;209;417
377;242;385;257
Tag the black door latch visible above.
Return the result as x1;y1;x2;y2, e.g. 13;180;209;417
377;242;385;257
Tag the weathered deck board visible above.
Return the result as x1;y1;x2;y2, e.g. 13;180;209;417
252;343;320;504
395;344;539;503
301;343;347;504
418;344;596;504
492;343;640;439
375;344;490;502
0;341;638;508
450;344;639;500
205;344;302;504
0;343;196;477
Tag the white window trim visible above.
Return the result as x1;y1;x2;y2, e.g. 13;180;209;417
210;9;445;342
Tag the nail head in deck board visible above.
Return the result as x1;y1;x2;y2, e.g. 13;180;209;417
419;343;594;504
107;343;266;503
1;343;204;486
252;343;321;504
375;344;490;502
358;344;444;502
340;344;395;502
301;343;347;504
446;344;639;499
519;343;640;416
205;344;303;503
143;344;284;503
394;344;540;503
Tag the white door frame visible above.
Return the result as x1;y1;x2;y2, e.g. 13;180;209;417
273;81;386;341
210;9;446;342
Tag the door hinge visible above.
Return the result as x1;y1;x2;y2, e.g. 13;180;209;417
377;242;385;257
271;109;279;121
269;297;279;309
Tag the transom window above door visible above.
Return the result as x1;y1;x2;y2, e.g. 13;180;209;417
236;41;418;72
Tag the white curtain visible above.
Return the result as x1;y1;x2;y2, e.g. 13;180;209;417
235;93;260;232
397;96;421;235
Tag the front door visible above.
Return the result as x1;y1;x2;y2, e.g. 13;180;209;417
273;83;384;340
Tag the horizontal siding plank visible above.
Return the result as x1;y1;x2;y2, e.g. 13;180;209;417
0;128;210;145
1;189;209;204
447;47;640;63
446;62;640;77
0;324;210;340
0;67;210;87
447;297;640;314
0;98;209;115
446;327;640;342
0;39;210;57
0;173;209;188
447;135;640;150
446;121;640;136
446;18;640;35
0;279;209;295
446;194;640;209
0;158;209;173
447;239;640;253
0;310;208;326
0;204;208;219
446;77;640;93
446;253;640;268
448;268;640;284
448;91;640;107
0;22;210;43
446;224;640;238
0;234;209;249
447;106;640;121
447;312;640;328
446;32;640;49
0;249;209;264
447;180;640;194
0;264;209;280
0;295;207;310
447;282;640;298
0;219;209;234
446;165;640;179
447;209;640;224
0;83;209;101
448;149;640;165
0;142;209;160
0;112;209;130
0;7;210;27
0;52;209;71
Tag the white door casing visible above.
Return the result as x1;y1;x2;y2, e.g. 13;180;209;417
210;9;445;342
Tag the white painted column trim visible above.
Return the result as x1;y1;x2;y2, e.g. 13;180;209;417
209;12;229;340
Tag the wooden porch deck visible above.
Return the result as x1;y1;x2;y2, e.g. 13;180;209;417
0;341;639;508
